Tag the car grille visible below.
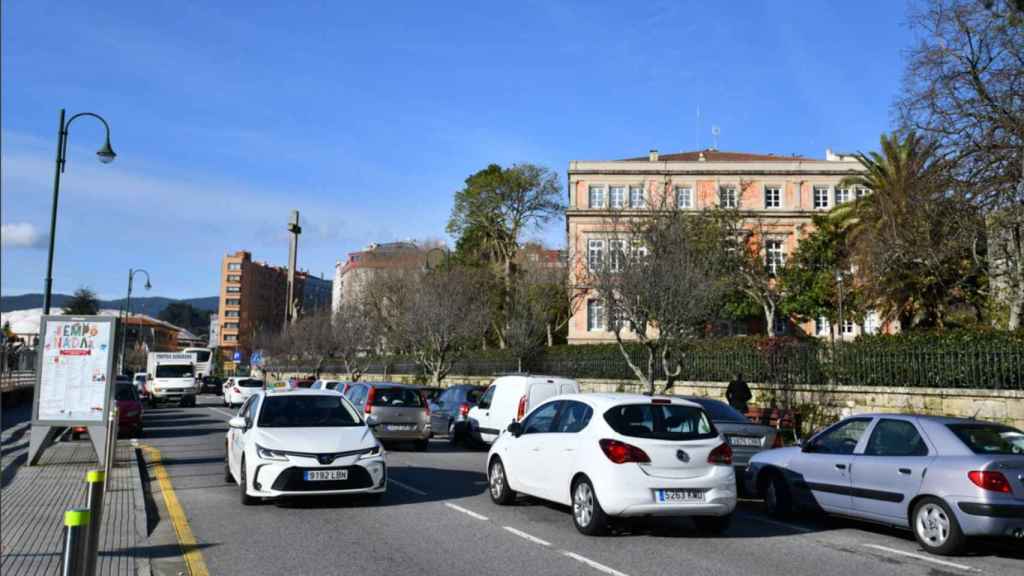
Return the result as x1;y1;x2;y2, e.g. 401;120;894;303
271;466;374;492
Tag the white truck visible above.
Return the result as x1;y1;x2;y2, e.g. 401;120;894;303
146;352;200;407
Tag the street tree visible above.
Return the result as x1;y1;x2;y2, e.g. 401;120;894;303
503;280;549;371
331;300;379;381
519;251;585;346
62;287;99;315
719;204;791;337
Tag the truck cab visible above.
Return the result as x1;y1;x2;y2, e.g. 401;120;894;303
147;352;200;407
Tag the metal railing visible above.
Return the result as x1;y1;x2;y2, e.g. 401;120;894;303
0;370;35;394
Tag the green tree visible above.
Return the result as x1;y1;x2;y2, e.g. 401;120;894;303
781;214;857;337
158;302;211;334
62;287;100;315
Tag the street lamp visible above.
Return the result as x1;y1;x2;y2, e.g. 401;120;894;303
836;270;845;343
119;269;151;374
42;109;116;314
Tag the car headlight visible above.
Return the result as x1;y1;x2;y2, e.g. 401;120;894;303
358;444;383;460
255;444;289;461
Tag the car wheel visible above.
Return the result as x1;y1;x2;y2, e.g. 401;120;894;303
488;458;516;505
572;476;609;536
224;451;234;483
694;514;732;534
414;439;429;452
763;471;792;518
239;457;255;506
912;497;965;556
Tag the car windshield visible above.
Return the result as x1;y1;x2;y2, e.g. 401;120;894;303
372;388;423;408
156;365;193;378
688;398;749;423
465;388;483;404
115;384;138;402
603;403;717;441
237;379;264;388
191;350;211;362
134;375;146;383
258;395;362;428
948;423;1024;455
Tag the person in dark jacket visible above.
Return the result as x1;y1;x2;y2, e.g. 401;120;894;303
725;373;752;414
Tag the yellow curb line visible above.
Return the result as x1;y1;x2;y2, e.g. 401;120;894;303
141;444;210;576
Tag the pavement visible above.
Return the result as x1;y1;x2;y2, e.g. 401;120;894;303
133;395;1023;576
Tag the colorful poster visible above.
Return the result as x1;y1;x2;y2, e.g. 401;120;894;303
36;317;114;423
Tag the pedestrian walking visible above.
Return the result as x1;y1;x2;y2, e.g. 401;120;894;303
725;372;752;414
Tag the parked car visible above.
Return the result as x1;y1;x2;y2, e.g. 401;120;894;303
133;372;148;397
311;379;351;392
488;394;737;535
419;386;444;403
345;382;431;450
429;384;485;445
746;414;1024;555
224;378;265;407
115;381;144;437
677;396;781;488
225;389;386;504
201;375;223;395
288;377;316;389
468;375;579;446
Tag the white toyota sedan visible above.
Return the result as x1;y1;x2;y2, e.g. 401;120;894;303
487;393;737;535
225;389;386;504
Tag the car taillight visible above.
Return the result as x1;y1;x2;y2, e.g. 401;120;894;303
365;387;375;414
599;439;650;464
233;387;240;394
516;395;527;421
708;443;733;465
459;403;470;417
422;392;430;415
772;433;784;449
968;470;1011;493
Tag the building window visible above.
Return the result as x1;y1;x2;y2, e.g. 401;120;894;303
588;186;606;208
609;186;625;209
719;186;738;208
772;317;788;335
764;185;782;209
628;186;644;208
855;186;870;199
226;298;240;306
223;334;238;342
226;286;240;293
835;187;851;204
587;239;605;271
765;239;785;275
864;311;882;335
815;317;830;337
842;320;855;335
227;262;241;271
586;299;606;331
609;239;626;273
227;274;241;283
225;310;240;318
224;322;240;330
676;186;693;209
813;186;830;209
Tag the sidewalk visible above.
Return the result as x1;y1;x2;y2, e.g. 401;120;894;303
1;432;148;576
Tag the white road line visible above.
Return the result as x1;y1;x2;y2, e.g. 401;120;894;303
863;544;977;572
560;551;630;576
502;526;551;547
210;407;236;419
737;513;814;534
444;502;489;521
389;479;428;496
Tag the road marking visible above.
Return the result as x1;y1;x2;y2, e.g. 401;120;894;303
210;407;236;419
560;551;630;576
141;444;210;576
389;478;428;496
444;502;489;520
503;526;551;546
737;513;814;534
863;544;977;572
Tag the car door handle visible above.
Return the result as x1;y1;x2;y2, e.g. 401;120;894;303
898;468;912;475
834;463;847;470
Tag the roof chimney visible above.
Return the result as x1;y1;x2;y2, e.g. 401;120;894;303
648;149;658;162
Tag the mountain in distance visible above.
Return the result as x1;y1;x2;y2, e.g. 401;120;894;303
0;293;219;318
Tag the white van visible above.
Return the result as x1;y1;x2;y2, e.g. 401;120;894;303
467;375;579;446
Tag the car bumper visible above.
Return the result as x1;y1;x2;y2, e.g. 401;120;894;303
372;427;431;441
150;389;197;400
248;456;387;498
592;463;737;518
953;499;1024;537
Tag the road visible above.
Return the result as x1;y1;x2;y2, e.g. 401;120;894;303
141;395;1022;576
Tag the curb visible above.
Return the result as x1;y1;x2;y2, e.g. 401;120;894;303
130;443;153;576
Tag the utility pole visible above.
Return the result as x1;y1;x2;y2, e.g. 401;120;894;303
285;210;302;331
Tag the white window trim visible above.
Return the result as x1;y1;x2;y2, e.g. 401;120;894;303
763;184;783;209
834;187;851;205
587;299;607;332
675;185;694;209
609;185;626;209
628;185;646;208
813;185;832;210
719;185;739;209
587;238;605;271
765;238;785;275
588;185;607;209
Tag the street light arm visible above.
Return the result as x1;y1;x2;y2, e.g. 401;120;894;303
61;112;114;172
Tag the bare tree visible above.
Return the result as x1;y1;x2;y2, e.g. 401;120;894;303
520;253;587;346
332;300;379;381
503;280;549;371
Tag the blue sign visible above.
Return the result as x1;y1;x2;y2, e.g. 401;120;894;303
251;350;263;367
233;351;241;362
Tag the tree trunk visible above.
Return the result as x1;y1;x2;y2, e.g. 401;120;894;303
546;322;554;347
763;302;777;337
1008;222;1023;331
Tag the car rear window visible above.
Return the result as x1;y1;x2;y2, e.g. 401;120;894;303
238;379;264;388
258;395;362;427
115;384;138;401
465;388;483;404
689;398;749;423
948;423;1024;455
603;403;717;441
373;388;424;408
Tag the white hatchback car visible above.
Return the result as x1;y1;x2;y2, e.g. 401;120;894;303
487;394;737;535
224;377;265;407
225;389;386;504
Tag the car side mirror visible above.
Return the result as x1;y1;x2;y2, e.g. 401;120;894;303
365;414;379;428
228;416;247;429
507;421;523;437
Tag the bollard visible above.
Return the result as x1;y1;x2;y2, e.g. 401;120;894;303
61;508;90;576
103;407;118;493
83;470;105;576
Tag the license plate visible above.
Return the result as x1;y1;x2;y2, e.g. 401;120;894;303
655;489;706;503
728;435;762;447
304;469;348;481
385;424;414;431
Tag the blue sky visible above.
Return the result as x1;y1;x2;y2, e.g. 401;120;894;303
2;1;912;300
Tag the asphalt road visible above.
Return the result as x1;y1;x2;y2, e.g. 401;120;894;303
140;395;1023;576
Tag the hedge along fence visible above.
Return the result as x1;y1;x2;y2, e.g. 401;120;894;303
269;331;1024;390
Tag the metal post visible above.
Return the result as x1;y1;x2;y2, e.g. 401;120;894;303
83;470;105;576
61;508;90;576
119;270;133;375
103;407;118;493
43;109;66;315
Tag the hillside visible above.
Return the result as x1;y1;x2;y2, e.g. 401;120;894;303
0;293;219;317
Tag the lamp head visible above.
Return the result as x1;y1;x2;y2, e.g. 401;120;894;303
144;279;152;291
96;136;116;164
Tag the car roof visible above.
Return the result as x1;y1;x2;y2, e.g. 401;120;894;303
847;413;1006;426
264;388;343;397
545;392;701;410
365;381;417;389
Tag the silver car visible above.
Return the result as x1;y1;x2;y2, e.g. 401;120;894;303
345;382;431;450
746;414;1024;555
678;397;781;483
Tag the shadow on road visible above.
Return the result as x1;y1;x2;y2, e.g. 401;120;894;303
274;465;488;509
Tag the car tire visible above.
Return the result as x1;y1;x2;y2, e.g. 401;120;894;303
694;514;732;534
239;457;255;506
414;439;429;452
488;458;516;505
763;471;792;518
912;497;965;556
224;452;234;483
572;476;609;536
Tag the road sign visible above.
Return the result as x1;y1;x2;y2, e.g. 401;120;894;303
251;350;263;367
233;350;241;362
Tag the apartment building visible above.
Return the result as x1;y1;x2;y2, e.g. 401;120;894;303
301;273;333;313
332;241;429;312
566;148;887;344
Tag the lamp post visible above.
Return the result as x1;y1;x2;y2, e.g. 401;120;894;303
119;269;151;375
43;109;117;314
836;271;845;343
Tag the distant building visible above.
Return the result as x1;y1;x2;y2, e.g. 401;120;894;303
300;273;333;314
0;308;190;352
333;241;430;312
208;314;219;347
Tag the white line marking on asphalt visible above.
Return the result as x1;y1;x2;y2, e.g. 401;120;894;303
863;544;977;572
503;526;551;546
444;502;489;521
560;551;630;576
210;407;236;419
389;479;428;496
737;513;814;534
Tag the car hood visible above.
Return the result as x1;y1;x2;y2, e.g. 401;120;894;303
255;426;375;452
749;445;801;466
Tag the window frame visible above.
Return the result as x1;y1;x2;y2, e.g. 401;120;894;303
552;400;594;433
587;299;607;332
227;262;242;271
588;185;607;209
719;185;738;209
609;186;626;209
807;417;872;455
521;401;561;434
834;187;851;205
764;185;782;209
628;185;645;208
765;238;785;275
813;185;831;209
587;239;605;271
863;418;930;457
675;186;693;209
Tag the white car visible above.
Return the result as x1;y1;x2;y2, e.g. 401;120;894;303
468;375;579;446
224;377;265;407
487;393;737;535
225;389;386;504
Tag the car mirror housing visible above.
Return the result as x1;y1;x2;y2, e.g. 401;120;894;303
365;414;379;428
507;421;523;437
228;416;247;429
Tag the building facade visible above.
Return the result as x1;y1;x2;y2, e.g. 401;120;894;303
217;251;289;365
300;273;333;314
332;241;428;312
566;148;888;344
